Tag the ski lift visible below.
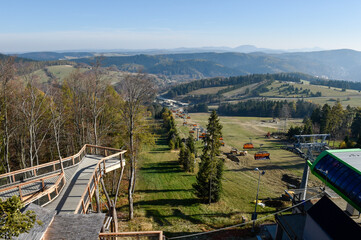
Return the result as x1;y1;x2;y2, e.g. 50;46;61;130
254;144;270;160
243;138;254;149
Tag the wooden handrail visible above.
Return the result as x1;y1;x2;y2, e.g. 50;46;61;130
0;171;61;193
99;231;163;240
0;144;123;180
23;172;66;205
74;150;126;214
0;144;124;207
0;144;87;181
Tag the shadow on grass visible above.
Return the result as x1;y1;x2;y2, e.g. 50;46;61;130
137;189;192;194
225;162;304;172
172;209;203;224
137;198;199;207
146;209;172;226
140;161;183;174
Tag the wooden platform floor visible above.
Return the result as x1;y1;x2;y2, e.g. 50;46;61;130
44;154;120;214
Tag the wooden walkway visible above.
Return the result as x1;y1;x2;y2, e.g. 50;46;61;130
44;154;120;214
0;145;125;214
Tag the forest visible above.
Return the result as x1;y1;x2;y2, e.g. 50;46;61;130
0;57;154;176
217;99;317;118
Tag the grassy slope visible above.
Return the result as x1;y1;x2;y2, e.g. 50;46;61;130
261;80;361;98
121;115;321;237
187;86;228;95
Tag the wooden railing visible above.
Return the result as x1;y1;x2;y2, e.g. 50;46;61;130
99;231;163;240
0;144;125;207
0;171;64;203
0;144;87;187
74;145;126;214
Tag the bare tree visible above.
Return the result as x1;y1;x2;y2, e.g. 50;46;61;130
20;72;51;167
119;73;155;220
0;57;16;173
49;84;66;171
88;58;108;146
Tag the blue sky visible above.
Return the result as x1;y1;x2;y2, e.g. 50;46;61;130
1;0;361;52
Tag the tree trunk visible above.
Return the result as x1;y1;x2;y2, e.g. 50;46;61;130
114;164;125;204
128;157;135;220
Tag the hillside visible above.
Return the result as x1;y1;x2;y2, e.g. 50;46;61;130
13;49;361;82
165;73;361;108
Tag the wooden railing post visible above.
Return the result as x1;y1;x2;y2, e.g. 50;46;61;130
82;200;86;214
18;186;23;200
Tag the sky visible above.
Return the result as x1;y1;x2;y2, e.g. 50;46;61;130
1;0;361;53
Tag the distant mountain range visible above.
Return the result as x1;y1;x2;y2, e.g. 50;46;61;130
4;48;361;82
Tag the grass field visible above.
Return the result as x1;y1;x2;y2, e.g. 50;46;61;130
187;86;228;95
261;80;361;98
118;115;322;238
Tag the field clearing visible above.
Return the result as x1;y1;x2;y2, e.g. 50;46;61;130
304;96;361;108
260;96;361;108
261;81;361;98
47;65;79;79
222;82;263;98
123;115;322;237
187;86;228;95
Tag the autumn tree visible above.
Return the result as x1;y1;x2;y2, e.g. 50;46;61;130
119;73;155;220
0;57;16;173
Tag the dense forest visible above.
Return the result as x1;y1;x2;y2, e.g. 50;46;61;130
217;99;317;118
287;102;361;146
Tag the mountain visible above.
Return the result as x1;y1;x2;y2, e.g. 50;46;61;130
7;48;361;82
16;52;93;61
70;49;361;81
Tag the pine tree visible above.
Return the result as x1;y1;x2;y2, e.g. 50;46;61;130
186;133;196;155
193;110;223;203
178;143;186;165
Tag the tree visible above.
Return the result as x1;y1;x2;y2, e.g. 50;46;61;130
178;143;186;165
329;101;344;138
183;148;195;172
0;196;38;239
303;117;313;135
119;73;155;220
351;110;361;139
186;133;196;155
320;104;331;134
0;57;16;173
193;110;223;203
